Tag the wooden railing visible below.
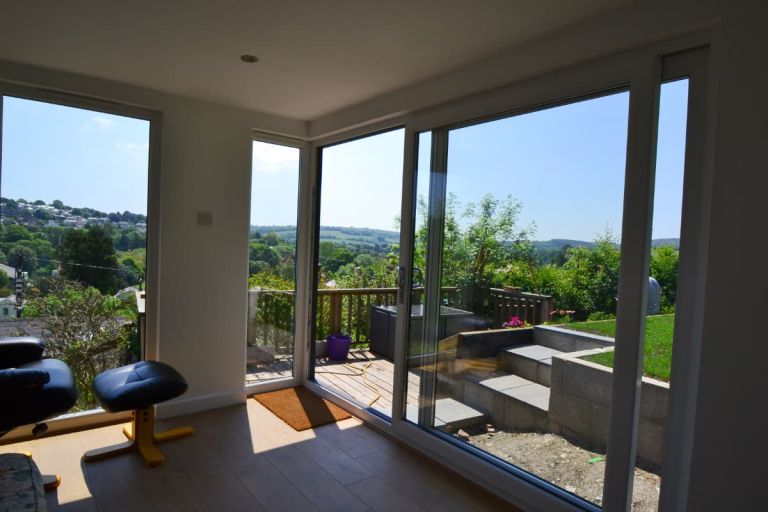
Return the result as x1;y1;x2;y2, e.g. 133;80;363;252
248;286;550;351
248;286;460;349
489;287;553;327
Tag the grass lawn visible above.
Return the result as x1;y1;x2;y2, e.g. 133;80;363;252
558;314;675;381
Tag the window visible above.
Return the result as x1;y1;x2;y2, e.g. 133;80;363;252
1;93;152;413
246;139;301;385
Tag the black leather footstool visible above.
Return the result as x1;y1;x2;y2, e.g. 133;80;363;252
82;361;193;467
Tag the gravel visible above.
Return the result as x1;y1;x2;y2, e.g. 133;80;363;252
455;427;660;511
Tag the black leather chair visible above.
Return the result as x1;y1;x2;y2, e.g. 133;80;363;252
0;336;78;488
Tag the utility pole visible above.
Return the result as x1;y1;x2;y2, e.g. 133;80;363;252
15;255;24;318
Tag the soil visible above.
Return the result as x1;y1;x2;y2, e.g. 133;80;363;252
457;427;660;511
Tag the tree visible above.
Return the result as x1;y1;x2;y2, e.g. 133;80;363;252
59;226;120;293
264;231;280;247
249;242;279;267
414;193;534;315
556;232;621;319
34;208;53;221
52;199;65;210
650;245;679;309
22;279;134;409
1;224;31;243
7;245;38;273
318;241;355;272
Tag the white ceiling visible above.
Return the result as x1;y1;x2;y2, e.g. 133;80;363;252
0;0;630;121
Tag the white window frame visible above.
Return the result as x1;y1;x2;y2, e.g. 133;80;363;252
301;31;712;512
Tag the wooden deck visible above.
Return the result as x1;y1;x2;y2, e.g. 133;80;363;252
315;350;421;418
246;350;420;418
246;356;294;384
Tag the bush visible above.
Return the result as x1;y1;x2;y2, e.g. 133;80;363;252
21;279;134;409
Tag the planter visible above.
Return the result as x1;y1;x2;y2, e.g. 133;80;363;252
326;334;352;361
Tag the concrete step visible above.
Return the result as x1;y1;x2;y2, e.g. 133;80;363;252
405;398;487;431
498;344;565;386
464;372;551;431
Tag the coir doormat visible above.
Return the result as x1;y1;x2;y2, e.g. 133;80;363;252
253;386;352;431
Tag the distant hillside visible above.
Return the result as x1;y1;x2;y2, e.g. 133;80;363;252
251;227;679;253
651;238;680;249
251;225;400;249
533;239;595;252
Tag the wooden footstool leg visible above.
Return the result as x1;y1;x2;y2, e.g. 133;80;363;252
83;407;193;467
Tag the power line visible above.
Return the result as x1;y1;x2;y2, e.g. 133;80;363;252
33;257;143;275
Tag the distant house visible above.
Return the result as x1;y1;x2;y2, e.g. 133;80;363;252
0;295;16;321
0;263;16;280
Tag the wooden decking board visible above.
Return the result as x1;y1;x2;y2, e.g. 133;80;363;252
247;350;425;418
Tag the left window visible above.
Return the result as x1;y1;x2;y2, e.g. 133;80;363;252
0;94;151;413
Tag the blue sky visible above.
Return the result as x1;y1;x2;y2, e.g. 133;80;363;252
1;96;150;215
4;80;687;241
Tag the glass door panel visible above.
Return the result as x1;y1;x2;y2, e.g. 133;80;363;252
246;140;301;384
406;91;637;507
311;129;405;419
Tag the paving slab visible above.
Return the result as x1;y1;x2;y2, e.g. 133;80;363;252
500;382;551;411
505;344;565;365
404;398;486;430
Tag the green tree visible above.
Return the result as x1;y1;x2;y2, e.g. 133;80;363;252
556;232;621;319
22;279;133;409
249;242;279;267
318;241;355;272
7;245;38;273
650;245;679;309
1;224;31;243
59;226;120;293
52;199;65;210
415;193;533;315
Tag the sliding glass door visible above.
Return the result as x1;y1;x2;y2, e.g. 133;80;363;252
310;129;405;419
302;46;708;512
404;90;632;508
392;49;708;511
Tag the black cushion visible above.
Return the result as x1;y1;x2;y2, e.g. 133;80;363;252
92;361;188;413
0;359;78;433
0;337;45;369
0;368;50;392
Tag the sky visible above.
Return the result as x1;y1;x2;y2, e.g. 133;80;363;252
1;96;150;215
3;80;687;242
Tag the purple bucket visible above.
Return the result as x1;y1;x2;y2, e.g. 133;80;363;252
326;334;352;361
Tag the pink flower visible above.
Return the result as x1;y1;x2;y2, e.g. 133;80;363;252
503;316;527;328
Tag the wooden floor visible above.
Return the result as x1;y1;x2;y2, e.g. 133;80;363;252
0;399;519;512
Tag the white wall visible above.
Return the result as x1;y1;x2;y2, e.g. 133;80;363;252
0;60;308;416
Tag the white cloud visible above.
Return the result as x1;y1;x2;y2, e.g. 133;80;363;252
252;142;300;173
116;142;149;159
90;116;116;130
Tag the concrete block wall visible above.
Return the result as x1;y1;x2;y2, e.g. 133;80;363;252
549;348;669;469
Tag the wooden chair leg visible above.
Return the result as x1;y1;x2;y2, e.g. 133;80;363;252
83;408;193;467
21;451;61;490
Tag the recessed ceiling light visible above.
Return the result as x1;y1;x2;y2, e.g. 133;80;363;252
240;54;259;63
